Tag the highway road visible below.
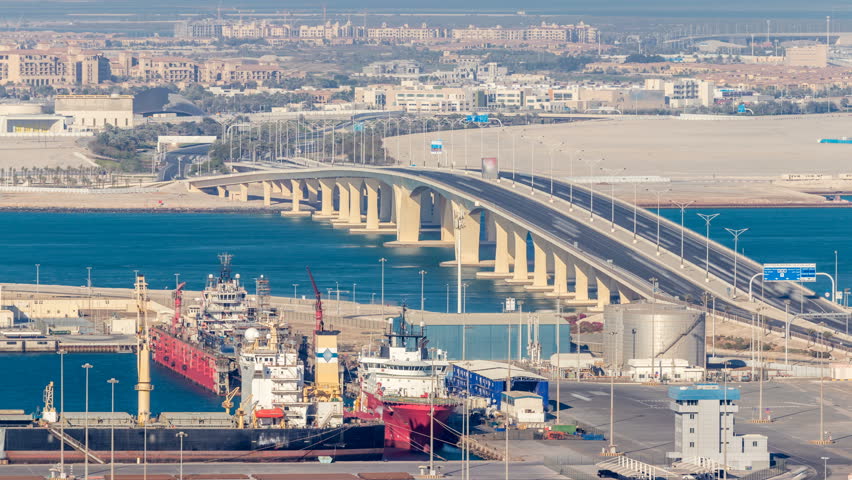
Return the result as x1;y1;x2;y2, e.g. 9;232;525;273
503;172;847;328
392;169;850;349
159;144;212;181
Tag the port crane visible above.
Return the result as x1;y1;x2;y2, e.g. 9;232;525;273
306;266;324;333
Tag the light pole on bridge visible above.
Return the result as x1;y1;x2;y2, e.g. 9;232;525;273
697;213;720;282
670;200;695;268
725;228;748;298
646;189;669;256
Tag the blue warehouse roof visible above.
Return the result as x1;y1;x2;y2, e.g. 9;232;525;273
668;383;740;401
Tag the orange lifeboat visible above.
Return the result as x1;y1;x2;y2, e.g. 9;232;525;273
254;408;285;419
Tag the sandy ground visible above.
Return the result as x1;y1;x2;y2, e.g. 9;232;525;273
0;181;301;211
385;113;852;205
0;137;97;169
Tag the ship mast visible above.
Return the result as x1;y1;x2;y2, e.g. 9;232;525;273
135;274;154;425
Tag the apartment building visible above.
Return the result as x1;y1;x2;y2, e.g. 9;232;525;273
645;78;715;107
785;45;828;68
0;47;108;86
367;23;443;42
452;22;598;43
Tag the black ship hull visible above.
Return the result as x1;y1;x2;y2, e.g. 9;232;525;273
0;424;384;463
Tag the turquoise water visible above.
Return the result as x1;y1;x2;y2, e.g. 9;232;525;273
658;207;850;300
0;353;223;414
1;207;850;414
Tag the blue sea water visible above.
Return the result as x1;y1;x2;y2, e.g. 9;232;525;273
0;207;849;414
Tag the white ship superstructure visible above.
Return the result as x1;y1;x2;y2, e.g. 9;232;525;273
358;318;450;401
239;326;309;427
200;253;249;323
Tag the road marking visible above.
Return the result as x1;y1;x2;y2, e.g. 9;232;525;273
571;393;592;402
590;391;608;396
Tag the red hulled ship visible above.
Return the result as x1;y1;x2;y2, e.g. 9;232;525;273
356;310;457;452
151;254;248;395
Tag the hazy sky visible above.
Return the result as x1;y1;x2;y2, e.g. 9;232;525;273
0;0;848;21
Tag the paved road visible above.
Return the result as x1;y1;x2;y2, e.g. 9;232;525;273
548;380;852;478
0;460;565;480
159;144;212;181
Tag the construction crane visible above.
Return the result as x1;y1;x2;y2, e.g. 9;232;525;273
306;266;324;333
222;387;240;415
172;281;186;334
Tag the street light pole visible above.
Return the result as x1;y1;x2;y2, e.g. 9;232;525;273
725;228;749;298
177;432;188;480
108;378;118;480
821;457;829;480
606;331;619;455
292;283;299;299
379;258;387;317
419;270;427;311
82;363;93;480
697;213;720;281
671;200;695;267
647;189;668;255
35;264;40;295
58;350;65;475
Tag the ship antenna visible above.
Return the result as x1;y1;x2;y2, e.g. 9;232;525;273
218;253;233;282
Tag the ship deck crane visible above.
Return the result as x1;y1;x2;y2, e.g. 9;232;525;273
222;387;240;415
306;266;324;333
172;281;186;334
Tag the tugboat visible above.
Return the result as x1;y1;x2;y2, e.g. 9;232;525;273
356;308;457;452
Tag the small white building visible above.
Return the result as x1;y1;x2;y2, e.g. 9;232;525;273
501;391;545;424
668;384;770;471
627;358;705;383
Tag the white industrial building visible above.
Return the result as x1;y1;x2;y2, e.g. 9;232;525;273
627;358;705;383
500;391;545;424
668;384;769;471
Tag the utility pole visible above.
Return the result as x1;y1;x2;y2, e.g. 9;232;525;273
455;209;465;314
419;270;427;311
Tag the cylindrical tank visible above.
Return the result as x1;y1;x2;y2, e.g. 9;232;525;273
602;302;705;370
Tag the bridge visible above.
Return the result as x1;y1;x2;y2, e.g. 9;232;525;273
184;165;850;347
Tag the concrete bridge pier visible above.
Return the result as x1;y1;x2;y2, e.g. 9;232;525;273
526;236;552;292
345;179;364;227
478;218;513;278
331;179;351;224
568;263;593;305
379;184;393;223
262;181;273;206
618;285;634;304
281;179;311;216
440;197;455;242
507;228;532;285
440;203;483;267
216;186;227;199
314;179;337;219
236;183;249;202
594;273;613;311
306;180;319;204
390;184;422;244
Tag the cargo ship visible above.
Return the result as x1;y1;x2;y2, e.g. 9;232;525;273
0;274;384;464
151;254;253;395
356;309;457;452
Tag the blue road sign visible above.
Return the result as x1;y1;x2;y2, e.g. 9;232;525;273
737;104;747;114
465;114;490;123
763;263;816;282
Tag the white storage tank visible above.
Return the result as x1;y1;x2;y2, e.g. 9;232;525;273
602;302;705;370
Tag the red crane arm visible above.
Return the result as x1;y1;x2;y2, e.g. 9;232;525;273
305;266;324;333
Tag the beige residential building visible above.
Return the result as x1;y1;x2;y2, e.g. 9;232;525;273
54;94;134;130
785;45;828;68
134;56;199;83
0;47;107;86
645;78;715;107
367;24;442;42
